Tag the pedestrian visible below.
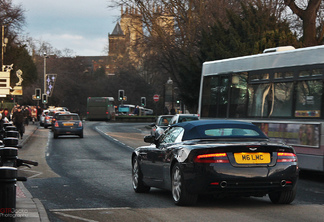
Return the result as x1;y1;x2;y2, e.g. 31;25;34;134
0;113;4;140
31;106;37;124
3;108;10;121
12;106;25;139
133;105;139;116
37;106;42;121
23;106;30;126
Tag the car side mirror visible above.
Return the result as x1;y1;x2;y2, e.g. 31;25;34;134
144;135;155;144
149;123;155;127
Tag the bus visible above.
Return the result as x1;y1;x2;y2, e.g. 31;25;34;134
198;45;324;172
118;104;136;115
118;104;153;116
87;97;115;120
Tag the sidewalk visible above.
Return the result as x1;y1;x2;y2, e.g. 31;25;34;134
14;123;50;222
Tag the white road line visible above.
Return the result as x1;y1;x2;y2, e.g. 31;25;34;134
53;212;98;222
50;207;131;212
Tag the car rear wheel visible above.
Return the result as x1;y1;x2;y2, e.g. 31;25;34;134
172;163;198;206
79;132;83;138
269;186;296;204
132;156;150;193
53;133;58;139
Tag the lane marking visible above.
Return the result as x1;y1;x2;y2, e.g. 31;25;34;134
53;212;98;222
50;207;131;212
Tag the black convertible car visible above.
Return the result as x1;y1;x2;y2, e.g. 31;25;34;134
132;120;298;206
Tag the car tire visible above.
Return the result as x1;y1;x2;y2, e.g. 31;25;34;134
132;156;150;193
171;163;198;206
54;133;58;139
44;125;48;129
269;186;296;204
79;132;83;138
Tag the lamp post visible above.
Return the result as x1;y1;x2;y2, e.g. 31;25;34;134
43;53;48;108
1;25;8;72
43;53;47;94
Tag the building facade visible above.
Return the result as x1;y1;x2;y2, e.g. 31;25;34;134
107;5;174;75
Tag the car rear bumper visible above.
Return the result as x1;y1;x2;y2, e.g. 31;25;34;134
53;128;83;135
181;163;299;196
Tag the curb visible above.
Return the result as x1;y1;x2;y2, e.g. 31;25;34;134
15;124;50;222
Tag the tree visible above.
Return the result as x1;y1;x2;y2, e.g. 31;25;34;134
1;1;38;88
6;44;37;86
200;2;301;61
284;0;324;46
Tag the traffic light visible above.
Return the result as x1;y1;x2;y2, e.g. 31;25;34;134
141;97;146;107
118;90;124;101
35;88;41;100
42;94;48;104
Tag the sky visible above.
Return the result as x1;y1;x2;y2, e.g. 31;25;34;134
12;0;120;56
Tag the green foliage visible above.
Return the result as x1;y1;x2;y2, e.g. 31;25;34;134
7;45;38;86
175;55;202;113
199;2;301;62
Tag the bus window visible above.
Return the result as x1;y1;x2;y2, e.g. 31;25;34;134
295;80;322;117
248;83;271;117
201;76;218;117
248;82;294;118
201;76;229;118
271;82;294;117
229;73;248;118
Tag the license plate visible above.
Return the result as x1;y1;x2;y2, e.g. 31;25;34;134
234;152;270;164
63;123;74;126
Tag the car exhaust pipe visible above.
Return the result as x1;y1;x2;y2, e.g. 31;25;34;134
220;181;227;188
281;180;286;187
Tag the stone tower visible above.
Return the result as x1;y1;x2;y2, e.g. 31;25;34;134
153;5;174;37
107;4;174;74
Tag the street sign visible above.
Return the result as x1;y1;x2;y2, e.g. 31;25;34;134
0;71;10;95
11;86;22;95
153;94;159;102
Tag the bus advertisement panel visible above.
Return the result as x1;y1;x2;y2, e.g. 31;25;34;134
253;122;320;148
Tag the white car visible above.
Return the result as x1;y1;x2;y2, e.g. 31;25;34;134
40;110;49;126
168;114;199;125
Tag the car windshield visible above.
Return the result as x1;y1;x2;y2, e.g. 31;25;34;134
179;116;198;123
158;117;172;126
57;115;79;121
181;122;268;141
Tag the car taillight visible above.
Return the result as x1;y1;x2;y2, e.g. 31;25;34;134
78;121;82;127
54;122;59;127
194;153;229;163
106;111;109;115
277;152;297;162
46;116;50;120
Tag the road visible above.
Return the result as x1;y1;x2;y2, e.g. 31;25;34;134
19;121;324;222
